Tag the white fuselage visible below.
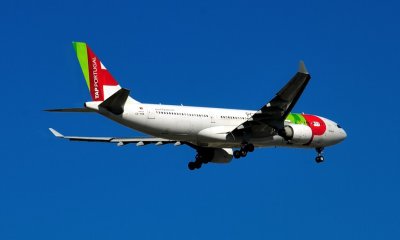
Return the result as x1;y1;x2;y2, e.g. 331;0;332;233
86;101;347;149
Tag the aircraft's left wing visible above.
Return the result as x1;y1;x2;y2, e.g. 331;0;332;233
49;128;177;146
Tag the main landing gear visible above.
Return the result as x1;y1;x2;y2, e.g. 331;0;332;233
188;149;213;170
187;143;255;170
233;143;255;159
315;147;324;163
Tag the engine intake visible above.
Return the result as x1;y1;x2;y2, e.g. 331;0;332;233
282;124;313;144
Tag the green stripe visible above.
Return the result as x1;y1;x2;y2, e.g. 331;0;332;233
293;113;301;123
286;113;307;125
72;42;90;90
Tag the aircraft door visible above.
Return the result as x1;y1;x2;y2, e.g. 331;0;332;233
147;108;155;119
210;115;216;123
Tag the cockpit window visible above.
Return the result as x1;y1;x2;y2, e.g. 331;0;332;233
337;124;342;128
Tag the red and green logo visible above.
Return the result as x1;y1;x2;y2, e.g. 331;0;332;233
286;113;327;145
73;42;119;101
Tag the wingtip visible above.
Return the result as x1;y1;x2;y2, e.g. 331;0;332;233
298;60;309;74
49;128;63;138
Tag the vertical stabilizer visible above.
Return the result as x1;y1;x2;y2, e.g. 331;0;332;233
73;42;135;102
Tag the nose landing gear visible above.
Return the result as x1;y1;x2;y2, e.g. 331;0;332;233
315;147;324;163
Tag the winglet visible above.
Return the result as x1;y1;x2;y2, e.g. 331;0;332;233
298;60;309;74
49;128;64;138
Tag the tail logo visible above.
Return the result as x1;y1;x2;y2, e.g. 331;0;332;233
91;57;100;100
73;42;120;101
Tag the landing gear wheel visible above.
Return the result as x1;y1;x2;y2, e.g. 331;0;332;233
188;162;196;170
315;156;324;163
246;144;255;152
195;161;202;169
233;150;241;159
188;161;202;170
240;149;248;157
315;147;325;164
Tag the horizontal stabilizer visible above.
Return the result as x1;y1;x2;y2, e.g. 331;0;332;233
99;88;130;115
44;108;95;112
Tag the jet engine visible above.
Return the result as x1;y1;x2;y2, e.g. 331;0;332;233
210;148;233;163
282;124;313;144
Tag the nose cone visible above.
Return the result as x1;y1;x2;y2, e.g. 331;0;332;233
325;120;347;145
328;127;347;145
339;128;347;142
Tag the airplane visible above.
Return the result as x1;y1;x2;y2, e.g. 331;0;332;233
47;42;347;170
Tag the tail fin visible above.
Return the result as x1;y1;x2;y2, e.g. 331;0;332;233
73;42;138;103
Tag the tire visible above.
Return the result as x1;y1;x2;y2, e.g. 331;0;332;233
233;150;241;159
188;162;196;170
195;161;202;169
315;156;324;163
240;150;247;157
246;144;255;152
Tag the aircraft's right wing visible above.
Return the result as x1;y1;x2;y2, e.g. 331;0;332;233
230;61;311;137
49;128;177;146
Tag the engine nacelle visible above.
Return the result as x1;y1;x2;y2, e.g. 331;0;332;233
210;148;233;164
283;124;313;144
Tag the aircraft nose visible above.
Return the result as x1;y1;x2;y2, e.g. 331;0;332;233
339;128;347;141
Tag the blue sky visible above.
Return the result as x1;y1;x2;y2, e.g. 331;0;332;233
1;0;399;239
